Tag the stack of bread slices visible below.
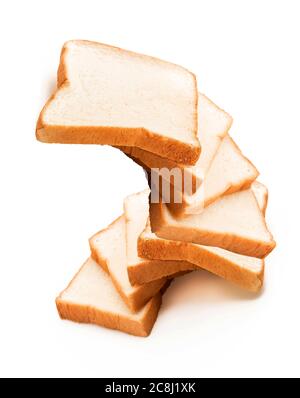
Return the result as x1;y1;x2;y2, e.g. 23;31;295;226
37;40;276;337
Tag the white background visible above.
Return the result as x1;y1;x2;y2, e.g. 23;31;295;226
0;0;298;378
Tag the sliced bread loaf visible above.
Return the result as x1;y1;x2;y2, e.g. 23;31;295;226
36;40;200;165
165;135;259;216
150;183;275;258
124;189;195;286
56;257;162;337
89;216;166;311
136;183;269;291
120;93;233;189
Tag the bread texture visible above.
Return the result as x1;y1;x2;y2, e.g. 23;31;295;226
251;181;268;216
136;184;269;291
138;222;264;291
120;93;232;189
89;215;166;311
150;183;276;258
56;258;162;337
165;135;259;216
124;189;195;285
36;40;200;165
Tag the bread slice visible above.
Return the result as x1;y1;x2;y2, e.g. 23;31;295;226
251;181;268;216
56;257;162;337
89;216;166;311
136;183;269;291
36;40;200;165
120;93;233;190
124;189;195;286
165;135;259;216
150;183;275;258
139;223;264;291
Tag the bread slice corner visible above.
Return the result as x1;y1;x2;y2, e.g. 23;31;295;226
36;40;200;165
89;215;166;312
120;92;233;194
137;183;272;291
165;135;259;217
56;257;162;337
124;189;195;285
138;226;265;292
251;181;268;216
150;183;275;258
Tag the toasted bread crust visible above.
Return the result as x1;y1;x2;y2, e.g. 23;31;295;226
165;137;260;217
36;125;200;165
118;93;233;190
89;217;165;312
118;145;201;191
56;293;162;337
124;136;259;216
127;257;195;285
260;192;268;216
36;40;200;165
150;195;276;259
252;182;269;216
166;174;257;217
138;234;264;292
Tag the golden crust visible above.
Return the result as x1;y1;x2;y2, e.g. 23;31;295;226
89;216;123;274
89;218;166;312
36;125;200;165
118;93;233;188
166;175;256;217
149;198;276;259
253;184;269;216
165;137;260;216
56;292;162;337
36;45;69;131
127;257;195;285
122;137;259;216
118;146;200;191
138;234;264;292
36;40;200;165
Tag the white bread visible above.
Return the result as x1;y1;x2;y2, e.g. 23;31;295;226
251;181;268;216
120;93;233;189
124;189;195;286
136;183;269;291
56;258;162;337
150;183;276;258
36;40;200;165
138;223;264;291
89;216;166;311
166;135;259;216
